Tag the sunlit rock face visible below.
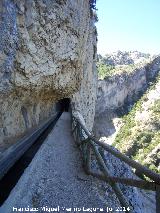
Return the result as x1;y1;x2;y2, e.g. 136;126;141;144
71;21;97;131
96;67;147;114
96;56;160;115
0;0;97;149
94;56;160;140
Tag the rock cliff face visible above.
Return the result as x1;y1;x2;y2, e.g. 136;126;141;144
94;56;160;141
93;54;159;213
0;0;97;150
96;66;147;114
94;55;160;171
96;56;160;115
71;24;97;131
114;76;160;173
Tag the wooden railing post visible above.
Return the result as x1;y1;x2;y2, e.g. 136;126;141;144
76;119;160;183
90;140;133;212
156;184;160;213
73;122;80;146
85;142;91;174
71;114;160;213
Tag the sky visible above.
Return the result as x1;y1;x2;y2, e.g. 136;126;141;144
96;0;160;56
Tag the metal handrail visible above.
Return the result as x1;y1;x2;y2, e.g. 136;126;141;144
71;114;160;213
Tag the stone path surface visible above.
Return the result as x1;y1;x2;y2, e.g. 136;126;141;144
1;113;106;213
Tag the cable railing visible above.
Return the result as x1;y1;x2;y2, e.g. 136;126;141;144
71;112;160;213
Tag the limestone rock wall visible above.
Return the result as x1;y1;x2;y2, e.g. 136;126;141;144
0;0;97;150
96;67;147;114
71;22;97;131
96;57;160;115
94;57;160;140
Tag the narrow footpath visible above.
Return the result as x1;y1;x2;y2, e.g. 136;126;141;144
1;113;106;213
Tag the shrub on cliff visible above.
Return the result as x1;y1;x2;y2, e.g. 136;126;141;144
97;62;114;79
97;61;139;79
113;74;160;173
90;0;97;10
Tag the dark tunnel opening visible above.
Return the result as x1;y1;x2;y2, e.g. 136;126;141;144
57;98;71;112
0;99;71;205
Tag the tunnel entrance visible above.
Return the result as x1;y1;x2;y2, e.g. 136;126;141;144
57;98;71;112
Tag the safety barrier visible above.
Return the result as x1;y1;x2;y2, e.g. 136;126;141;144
71;113;160;213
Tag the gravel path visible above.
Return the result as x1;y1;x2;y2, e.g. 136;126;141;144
1;113;106;213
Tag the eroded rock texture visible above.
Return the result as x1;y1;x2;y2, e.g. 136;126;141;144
0;0;97;150
94;57;160;140
96;57;160;115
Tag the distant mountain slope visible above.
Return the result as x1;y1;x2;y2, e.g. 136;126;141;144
97;51;156;79
98;50;152;66
113;74;160;173
95;53;160;174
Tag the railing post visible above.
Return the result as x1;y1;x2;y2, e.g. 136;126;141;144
85;142;91;174
156;184;160;213
90;140;133;212
71;114;160;213
76;122;81;145
75;116;160;183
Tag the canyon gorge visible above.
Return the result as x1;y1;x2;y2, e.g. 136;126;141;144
0;1;159;213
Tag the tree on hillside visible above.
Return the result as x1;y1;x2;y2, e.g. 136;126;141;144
90;0;97;10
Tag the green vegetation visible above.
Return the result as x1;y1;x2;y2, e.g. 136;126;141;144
133;132;160;174
151;99;160;114
97;62;115;79
90;0;97;10
97;62;141;79
150;99;160;130
113;75;160;173
113;97;144;147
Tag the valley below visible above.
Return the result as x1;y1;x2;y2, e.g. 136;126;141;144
0;1;159;211
94;51;160;174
